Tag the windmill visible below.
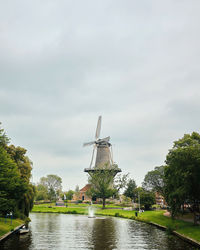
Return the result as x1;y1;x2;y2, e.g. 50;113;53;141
83;116;121;175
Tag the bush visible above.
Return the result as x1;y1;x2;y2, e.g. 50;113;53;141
114;213;120;217
76;200;82;204
25;217;31;228
14;210;26;220
166;223;176;235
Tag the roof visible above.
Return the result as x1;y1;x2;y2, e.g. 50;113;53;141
80;184;91;192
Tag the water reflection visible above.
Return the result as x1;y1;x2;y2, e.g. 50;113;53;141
90;217;117;249
0;213;196;250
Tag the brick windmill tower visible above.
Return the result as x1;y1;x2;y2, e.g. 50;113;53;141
83;116;121;176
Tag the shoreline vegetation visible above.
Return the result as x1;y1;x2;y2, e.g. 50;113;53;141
32;204;200;246
0;218;24;238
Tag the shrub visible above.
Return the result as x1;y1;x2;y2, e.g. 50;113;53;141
25;217;31;228
166;223;176;235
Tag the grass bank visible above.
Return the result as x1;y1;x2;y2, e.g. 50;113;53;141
0;217;24;238
32;204;200;244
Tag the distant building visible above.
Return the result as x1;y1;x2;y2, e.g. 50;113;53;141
73;184;91;202
155;192;167;207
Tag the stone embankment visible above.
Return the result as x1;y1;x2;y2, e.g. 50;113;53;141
0;224;24;242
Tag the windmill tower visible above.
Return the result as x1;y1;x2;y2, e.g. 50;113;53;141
83;116;121;175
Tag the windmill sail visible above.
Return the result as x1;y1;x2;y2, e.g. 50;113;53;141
95;116;102;140
83;116;121;174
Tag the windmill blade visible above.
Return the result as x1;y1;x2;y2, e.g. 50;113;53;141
89;145;96;167
98;136;110;143
95;116;102;140
110;145;114;164
83;141;96;147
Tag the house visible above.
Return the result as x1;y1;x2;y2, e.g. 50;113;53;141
72;184;91;202
155;192;167;207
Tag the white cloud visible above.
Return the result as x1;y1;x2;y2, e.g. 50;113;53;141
1;0;200;189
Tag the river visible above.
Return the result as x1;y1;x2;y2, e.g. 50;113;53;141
0;213;196;250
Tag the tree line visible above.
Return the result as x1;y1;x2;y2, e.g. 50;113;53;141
82;131;200;224
142;132;200;224
34;132;200;226
0;124;35;218
3;119;198;225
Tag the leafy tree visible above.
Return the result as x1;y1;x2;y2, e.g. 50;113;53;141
0;146;25;215
123;178;137;201
135;187;155;210
88;170;118;209
0;123;9;147
114;173;129;194
0;124;35;217
5;145;35;217
142;166;166;196
65;190;74;200
39;175;62;201
35;184;48;201
6;145;32;181
165;132;200;224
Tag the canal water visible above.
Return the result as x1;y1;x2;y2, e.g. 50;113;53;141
0;213;196;250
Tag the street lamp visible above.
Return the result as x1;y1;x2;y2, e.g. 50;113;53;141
138;192;140;212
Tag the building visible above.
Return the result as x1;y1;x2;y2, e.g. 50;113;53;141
73;184;91;202
155;192;167;207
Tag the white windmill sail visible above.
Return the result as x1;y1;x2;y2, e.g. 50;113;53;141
83;116;121;174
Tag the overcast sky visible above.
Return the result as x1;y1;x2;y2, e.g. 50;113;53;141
1;1;200;191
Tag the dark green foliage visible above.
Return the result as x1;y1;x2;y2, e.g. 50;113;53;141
165;132;200;224
0;123;35;218
0;146;25;215
0;123;10;147
5;144;35;217
123;178;137;200
114;173;129;193
88;169;118;208
135;187;156;210
142;166;166;196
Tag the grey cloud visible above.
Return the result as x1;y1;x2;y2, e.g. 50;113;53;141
1;1;200;188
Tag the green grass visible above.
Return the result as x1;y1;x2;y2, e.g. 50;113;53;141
135;211;200;243
0;218;24;237
32;204;87;214
32;204;200;244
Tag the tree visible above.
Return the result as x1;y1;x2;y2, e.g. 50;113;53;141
65;190;74;200
0;146;25;215
135;187;155;210
123;178;137;201
142;166;166;196
0;123;35;217
114;173;129;194
39;175;62;201
165;132;200;224
0;123;9;147
35;184;48;201
5;145;35;217
88;170;117;209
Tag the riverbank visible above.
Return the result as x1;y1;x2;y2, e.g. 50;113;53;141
0;217;24;239
32;204;200;246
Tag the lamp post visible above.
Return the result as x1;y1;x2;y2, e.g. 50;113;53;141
138;192;140;212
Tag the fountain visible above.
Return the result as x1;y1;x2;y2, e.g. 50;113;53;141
88;201;96;218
